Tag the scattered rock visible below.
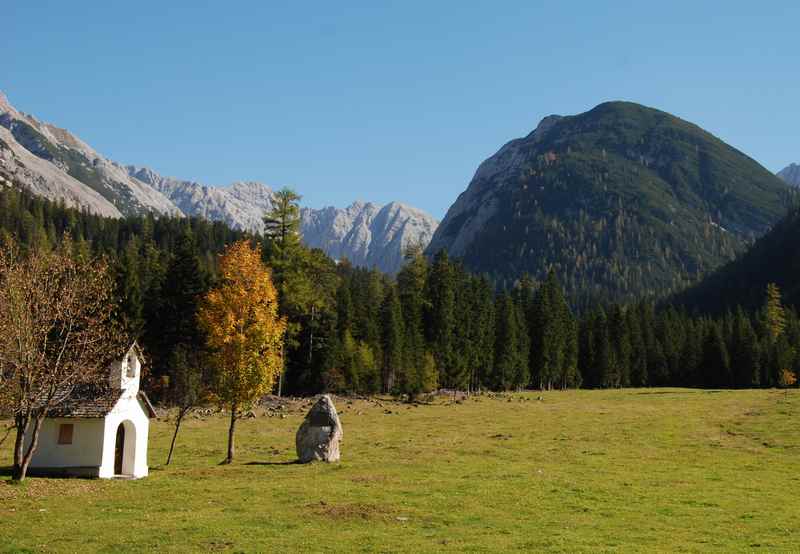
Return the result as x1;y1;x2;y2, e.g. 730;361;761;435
295;395;343;463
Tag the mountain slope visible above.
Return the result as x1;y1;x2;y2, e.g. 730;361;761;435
0;125;122;217
126;166;275;233
778;163;800;187
670;206;800;313
0;93;179;217
427;101;793;305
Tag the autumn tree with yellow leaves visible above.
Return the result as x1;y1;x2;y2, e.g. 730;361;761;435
198;240;286;464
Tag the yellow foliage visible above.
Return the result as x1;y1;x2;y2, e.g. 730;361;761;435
198;240;286;411
779;369;797;388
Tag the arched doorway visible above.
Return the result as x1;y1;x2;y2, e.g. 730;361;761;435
114;424;125;475
113;421;137;476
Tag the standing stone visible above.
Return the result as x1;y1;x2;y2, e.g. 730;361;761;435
295;395;343;463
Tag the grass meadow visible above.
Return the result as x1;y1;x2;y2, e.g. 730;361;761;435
2;388;799;553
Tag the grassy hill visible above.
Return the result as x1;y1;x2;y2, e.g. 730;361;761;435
3;389;799;552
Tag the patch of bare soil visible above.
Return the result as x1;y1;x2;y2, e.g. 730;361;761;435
308;500;395;521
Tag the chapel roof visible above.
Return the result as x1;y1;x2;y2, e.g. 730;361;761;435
46;384;157;419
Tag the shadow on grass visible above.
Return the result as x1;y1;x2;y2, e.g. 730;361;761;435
0;466;97;481
245;460;300;466
634;390;699;395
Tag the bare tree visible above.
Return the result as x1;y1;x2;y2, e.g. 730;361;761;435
165;345;203;465
0;237;124;481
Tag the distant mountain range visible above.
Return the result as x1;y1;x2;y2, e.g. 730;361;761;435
778;163;800;187
0;92;437;274
427;101;793;305
301;201;438;274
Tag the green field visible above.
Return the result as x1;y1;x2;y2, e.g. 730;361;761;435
2;389;799;553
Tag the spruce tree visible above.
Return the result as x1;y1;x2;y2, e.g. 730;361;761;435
396;245;432;398
731;307;760;387
702;322;731;388
578;308;601;388
380;285;404;393
609;305;631;387
119;237;144;337
472;276;496;391
595;310;618;387
427;250;457;387
628;306;648;386
493;292;519;390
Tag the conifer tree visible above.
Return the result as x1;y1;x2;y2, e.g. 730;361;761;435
262;188;302;276
764;283;786;342
511;286;531;389
731;307;760;387
427;250;457;386
609;305;631;387
493;292;525;390
380;285;404;393
472;276;496;391
701;322;731;388
578;308;599;387
156;226;207;375
562;317;581;388
396;245;434;398
594;310;619;387
628;307;648;386
119;237;144;336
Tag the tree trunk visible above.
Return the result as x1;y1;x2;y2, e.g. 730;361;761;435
225;403;237;464
13;412;44;481
165;407;189;465
278;344;285;397
308;306;315;364
12;413;29;471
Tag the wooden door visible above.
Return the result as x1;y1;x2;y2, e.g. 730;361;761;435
114;424;125;475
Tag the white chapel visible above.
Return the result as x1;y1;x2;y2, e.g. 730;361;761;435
24;343;156;479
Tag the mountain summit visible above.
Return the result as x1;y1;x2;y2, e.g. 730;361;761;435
426;101;793;305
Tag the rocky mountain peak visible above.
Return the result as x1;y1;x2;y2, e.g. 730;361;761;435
0;91;11;112
301;201;438;274
778;163;800;187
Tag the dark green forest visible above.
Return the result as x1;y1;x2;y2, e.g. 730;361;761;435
2;185;798;400
671;206;800;314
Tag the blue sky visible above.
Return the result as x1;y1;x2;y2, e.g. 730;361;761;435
5;1;798;218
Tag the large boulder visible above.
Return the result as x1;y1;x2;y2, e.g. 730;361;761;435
295;395;343;463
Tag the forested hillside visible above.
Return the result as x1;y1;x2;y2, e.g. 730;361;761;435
427;102;794;308
671;206;800;314
2;184;797;399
